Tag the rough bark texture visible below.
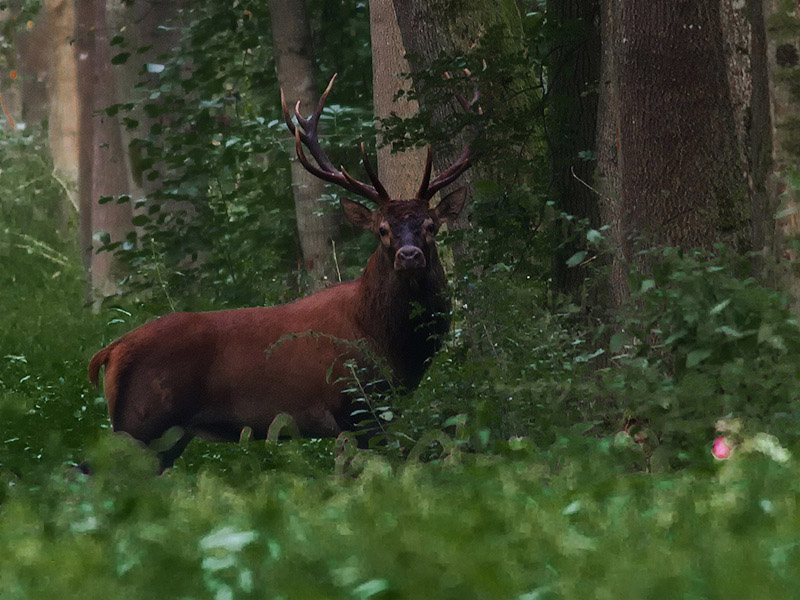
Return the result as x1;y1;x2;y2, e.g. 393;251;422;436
391;0;525;232
744;0;775;276
595;0;626;306
75;0;95;296
46;0;80;212
369;0;427;199
546;0;602;303
269;0;340;291
766;0;800;303
15;12;49;125
597;0;752;305
88;0;133;304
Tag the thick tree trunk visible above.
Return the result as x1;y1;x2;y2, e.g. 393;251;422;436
597;1;751;306
765;0;800;303
369;0;427;199
391;0;526;232
269;0;340;291
87;0;133;304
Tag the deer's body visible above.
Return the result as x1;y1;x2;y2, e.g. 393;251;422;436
90;244;450;453
88;73;477;469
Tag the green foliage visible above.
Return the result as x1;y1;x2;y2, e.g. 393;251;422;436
107;0;374;311
4;433;800;599
600;248;800;467
4;3;800;597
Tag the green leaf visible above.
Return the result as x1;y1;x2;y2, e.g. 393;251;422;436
566;251;587;268
586;229;603;244
709;299;731;315
111;52;131;65
686;349;712;368
609;332;627;353
717;325;744;338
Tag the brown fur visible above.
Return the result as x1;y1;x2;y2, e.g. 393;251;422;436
88;190;467;470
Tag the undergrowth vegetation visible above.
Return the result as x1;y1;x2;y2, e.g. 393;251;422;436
3;125;800;598
4;2;800;597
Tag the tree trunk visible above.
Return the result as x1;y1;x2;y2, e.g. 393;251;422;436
15;12;50;125
75;0;95;301
765;0;800;303
597;0;751;306
269;0;340;291
391;0;526;232
369;0;427;199
87;0;133;305
46;0;80;213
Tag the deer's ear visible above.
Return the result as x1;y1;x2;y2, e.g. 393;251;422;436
340;197;375;230
432;187;467;225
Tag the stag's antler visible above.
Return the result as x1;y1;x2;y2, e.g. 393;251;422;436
416;70;482;201
282;74;391;206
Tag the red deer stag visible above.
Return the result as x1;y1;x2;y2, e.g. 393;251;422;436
88;74;478;470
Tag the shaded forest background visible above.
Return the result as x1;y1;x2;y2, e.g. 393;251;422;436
4;0;800;597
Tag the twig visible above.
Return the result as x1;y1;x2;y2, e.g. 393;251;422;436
331;239;342;282
570;166;603;198
0;91;15;130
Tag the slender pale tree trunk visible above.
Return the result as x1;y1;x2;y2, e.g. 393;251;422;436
269;0;339;291
75;0;95;300
369;0;426;199
46;0;80;213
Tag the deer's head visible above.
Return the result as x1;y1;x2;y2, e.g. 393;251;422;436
282;73;477;273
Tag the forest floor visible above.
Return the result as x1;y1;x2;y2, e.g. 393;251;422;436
2;226;800;599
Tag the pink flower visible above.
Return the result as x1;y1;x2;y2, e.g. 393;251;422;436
712;436;732;460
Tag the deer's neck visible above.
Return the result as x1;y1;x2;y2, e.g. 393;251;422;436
356;247;451;389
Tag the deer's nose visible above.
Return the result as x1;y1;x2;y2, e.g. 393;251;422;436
394;245;426;270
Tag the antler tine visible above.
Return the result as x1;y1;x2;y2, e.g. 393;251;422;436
416;146;433;200
293;100;311;135
280;88;296;135
420;70;482;201
294;126;336;184
315;73;338;120
360;142;390;203
285;74;386;205
422;146;473;200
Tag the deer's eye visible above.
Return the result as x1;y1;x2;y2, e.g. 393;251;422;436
379;226;389;237
426;223;436;234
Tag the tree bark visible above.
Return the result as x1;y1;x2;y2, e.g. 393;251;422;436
15;11;50;125
75;0;95;301
369;0;427;199
269;0;340;291
46;0;80;213
391;0;526;232
765;0;800;303
597;0;751;305
87;0;133;304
